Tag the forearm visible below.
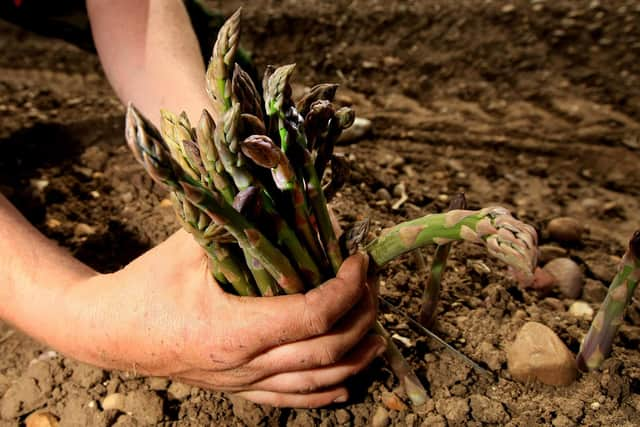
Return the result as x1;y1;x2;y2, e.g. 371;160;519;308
0;194;97;346
87;0;213;126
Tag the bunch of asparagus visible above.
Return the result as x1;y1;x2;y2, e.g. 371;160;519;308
125;9;539;404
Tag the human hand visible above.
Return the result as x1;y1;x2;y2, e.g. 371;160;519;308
61;229;382;408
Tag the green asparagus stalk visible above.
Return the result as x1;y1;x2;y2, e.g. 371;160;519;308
126;104;306;294
419;194;468;328
366;207;538;284
205;7;240;112
576;230;640;371
241;134;327;265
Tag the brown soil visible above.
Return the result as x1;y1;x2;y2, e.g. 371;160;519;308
1;0;640;425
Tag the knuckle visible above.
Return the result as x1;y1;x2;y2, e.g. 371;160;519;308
317;345;340;366
302;298;331;336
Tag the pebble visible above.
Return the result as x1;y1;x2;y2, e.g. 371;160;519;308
590;401;600;410
375;188;392;202
159;198;174;208
74;223;96;237
371;405;390;427
568;301;594;319
337;117;372;144
167;381;192;400
507;322;577;386
147;377;169;391
543;258;584;299
538;244;568;264
29;179;49;192
546;217;584;244
25;412;59;427
381;391;408;411
102;393;125;411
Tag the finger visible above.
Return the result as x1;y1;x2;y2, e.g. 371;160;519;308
243;279;377;378
249;334;386;393
217;252;369;354
234;386;349;408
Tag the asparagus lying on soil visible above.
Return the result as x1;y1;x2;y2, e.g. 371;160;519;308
576;230;640;371
124;8;539;405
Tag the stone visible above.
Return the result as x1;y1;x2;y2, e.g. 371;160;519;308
538;244;568;264
146;377;169;391
568;301;594;319
543;258;584;299
337;117;372;144
371;405;389;427
507;322;577;386
101;393;125;412
167;381;192;400
25;412;59;427
73;223;96;237
546;217;584;244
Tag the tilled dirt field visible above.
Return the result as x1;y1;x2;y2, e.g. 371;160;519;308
1;0;639;425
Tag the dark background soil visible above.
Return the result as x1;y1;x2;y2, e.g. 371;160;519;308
1;0;640;425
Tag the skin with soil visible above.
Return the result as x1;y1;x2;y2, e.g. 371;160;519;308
1;0;640;425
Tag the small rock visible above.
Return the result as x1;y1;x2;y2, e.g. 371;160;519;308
543;258;584;298
25;412;59;427
146;377;169;391
29;179;49;192
375;188;392;202
46;218;62;229
590;401;600;410
507;321;577;386
74;223;96;237
547;217;584;244
501;4;516;13
335;409;351;424
159;198;173;208
538;244;568;264
371;405;390;427
381;391;407;411
337;117;372;144
167;381;192;400
568;301;594;319
101;393;125;412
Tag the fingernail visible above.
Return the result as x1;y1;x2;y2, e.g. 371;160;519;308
361;252;369;277
333;394;348;403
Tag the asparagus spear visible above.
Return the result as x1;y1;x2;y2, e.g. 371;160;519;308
419;194;468;327
576;230;640;371
366;207;538;284
206;7;241;112
126;104;306;294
